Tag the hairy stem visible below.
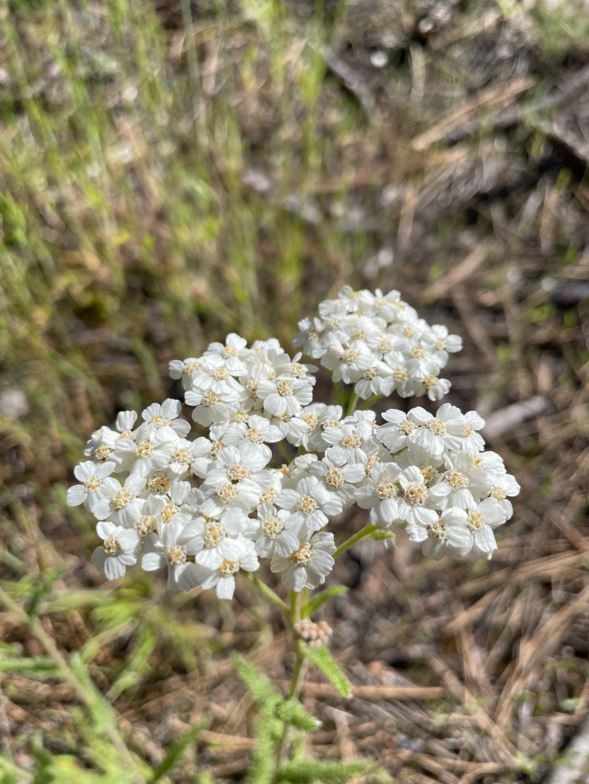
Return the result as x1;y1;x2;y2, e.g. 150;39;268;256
334;523;381;559
273;591;308;776
246;572;289;611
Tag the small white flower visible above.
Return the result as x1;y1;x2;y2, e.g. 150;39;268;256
204;333;248;375
168;357;202;389
116;434;174;476
141;518;200;588
91;522;139;580
177;538;259;599
257;375;313;418
166;436;213;477
133;495;167;538
323;411;377;466
67;461;117;508
276;476;342;532
91;473;146;526
321;338;375;384
137;399;191;439
462;498;509;559
311;458;365;507
189;509;251;569
271;528;336;591
185;386;245;427
421;507;471;560
487;473;520;516
254;503;300;558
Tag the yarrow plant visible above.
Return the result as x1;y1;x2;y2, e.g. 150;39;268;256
68;287;519;781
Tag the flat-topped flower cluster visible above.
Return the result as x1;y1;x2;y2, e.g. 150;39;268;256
68;287;519;600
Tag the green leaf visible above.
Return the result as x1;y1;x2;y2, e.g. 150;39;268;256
277;759;372;782
275;699;320;732
246;702;279;784
301;586;348;618
148;717;208;783
232;654;281;704
303;646;351;698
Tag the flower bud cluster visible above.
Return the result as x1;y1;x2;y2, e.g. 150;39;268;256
68;288;519;601
294;286;462;401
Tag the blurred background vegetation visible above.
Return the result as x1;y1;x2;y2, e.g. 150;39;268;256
1;0;588;782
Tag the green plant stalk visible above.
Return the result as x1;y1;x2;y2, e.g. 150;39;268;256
247;572;289;611
273;591;308;776
0;587;141;781
345;392;359;417
334;523;381;559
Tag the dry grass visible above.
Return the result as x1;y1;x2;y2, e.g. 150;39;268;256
1;0;589;782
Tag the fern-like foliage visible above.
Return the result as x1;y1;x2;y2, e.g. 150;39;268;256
277;759;372;782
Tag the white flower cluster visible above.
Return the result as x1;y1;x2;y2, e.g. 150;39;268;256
294;286;462;401
68;288;519;601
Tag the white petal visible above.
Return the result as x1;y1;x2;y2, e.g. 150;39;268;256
67;485;86;506
216;576;236;600
104;557;125;580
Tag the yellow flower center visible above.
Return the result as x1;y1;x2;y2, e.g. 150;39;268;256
161;503;178;523
420;466;439;486
377;482;397;500
212;367;229;381
342;348;359;363
246;427;263;443
137;515;156;536
341;435;361;449
326;467;343;489
404;485;426;505
218;483;237;504
290;542;313;565
202;390;220;406
203;522;225;548
166;545;186;565
147;471;171;494
297;496;318;515
150;415;170;428
448;471;469;489
427;419;446;435
135;440;153;457
276;379;294;397
490;487;506;501
94;446;112;461
228;464;251;482
111;490;133;510
103;536;120;555
428;522;446;540
84;477;101;492
262;516;283;539
399;420;416;435
172;448;191;465
219;559;240;576
467;511;484;530
183;360;199;374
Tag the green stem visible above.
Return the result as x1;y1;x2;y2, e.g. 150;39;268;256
361;393;383;409
273;591;308;777
345;391;359;417
246;572;289;612
334;523;380;559
278;440;292;463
